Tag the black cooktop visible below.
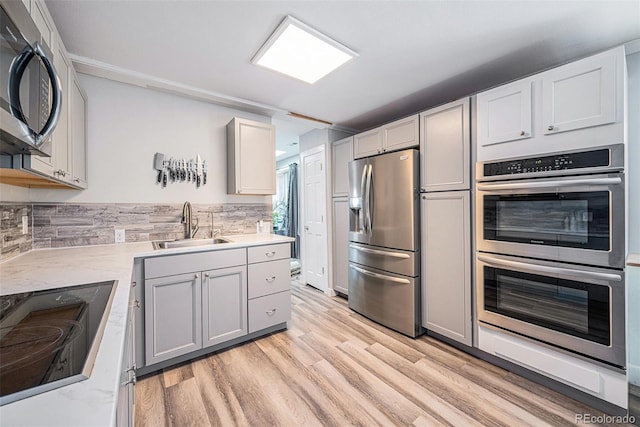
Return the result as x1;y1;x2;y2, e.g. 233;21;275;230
0;281;116;405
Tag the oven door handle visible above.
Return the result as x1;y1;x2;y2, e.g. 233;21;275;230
477;254;622;282
477;177;622;192
349;264;410;284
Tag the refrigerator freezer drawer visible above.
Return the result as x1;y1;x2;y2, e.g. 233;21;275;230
348;263;421;337
348;242;418;277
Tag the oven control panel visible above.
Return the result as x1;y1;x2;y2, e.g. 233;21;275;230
483;148;611;177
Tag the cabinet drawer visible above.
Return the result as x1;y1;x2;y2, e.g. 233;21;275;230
145;248;246;279
248;291;291;333
247;243;290;264
248;258;291;299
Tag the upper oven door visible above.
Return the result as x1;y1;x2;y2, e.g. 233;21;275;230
476;172;624;268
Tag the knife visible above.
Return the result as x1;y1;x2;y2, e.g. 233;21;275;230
153;152;164;184
202;160;207;185
196;154;202;187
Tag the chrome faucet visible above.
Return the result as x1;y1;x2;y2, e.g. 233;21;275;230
182;201;198;239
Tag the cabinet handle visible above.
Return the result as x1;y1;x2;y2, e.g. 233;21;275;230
266;308;277;315
520;130;525;136
124;374;137;386
205;273;209;278
133;299;140;308
265;251;276;257
266;276;276;283
548;125;554;131
194;274;199;279
126;364;137;373
74;178;80;183
131;281;136;287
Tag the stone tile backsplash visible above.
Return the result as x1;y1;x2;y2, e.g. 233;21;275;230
0;202;271;262
1;204;33;262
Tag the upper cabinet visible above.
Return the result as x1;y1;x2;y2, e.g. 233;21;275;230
354;114;419;159
227;118;276;195
477;80;532;147
477;46;625;161
70;71;88;188
420;98;470;192
541;50;617;135
331;136;353;197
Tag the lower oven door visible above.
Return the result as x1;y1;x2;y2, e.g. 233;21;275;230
476;172;624;268
476;253;625;367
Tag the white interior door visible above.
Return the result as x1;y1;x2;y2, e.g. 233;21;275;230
301;147;328;293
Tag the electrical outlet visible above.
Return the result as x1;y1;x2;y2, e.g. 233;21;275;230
22;215;28;235
115;229;126;243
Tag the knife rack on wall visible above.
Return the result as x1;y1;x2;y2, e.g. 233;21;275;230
153;152;208;188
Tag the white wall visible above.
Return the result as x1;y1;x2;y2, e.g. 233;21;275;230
27;75;271;205
0;183;30;202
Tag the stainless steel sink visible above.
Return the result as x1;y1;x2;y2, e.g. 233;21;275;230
152;237;231;250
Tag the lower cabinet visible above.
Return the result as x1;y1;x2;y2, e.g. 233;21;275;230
140;244;291;371
420;191;472;345
202;265;247;347
332;198;349;295
145;272;203;365
117;283;137;427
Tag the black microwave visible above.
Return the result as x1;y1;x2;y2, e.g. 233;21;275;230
0;1;61;157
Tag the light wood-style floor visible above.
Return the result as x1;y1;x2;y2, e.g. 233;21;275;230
135;281;628;426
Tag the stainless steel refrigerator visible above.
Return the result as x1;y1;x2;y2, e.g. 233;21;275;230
347;149;422;337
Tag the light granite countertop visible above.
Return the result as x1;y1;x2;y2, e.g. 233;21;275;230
0;233;294;426
628;253;640;267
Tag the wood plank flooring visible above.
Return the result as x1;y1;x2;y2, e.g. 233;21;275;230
135;281;629;426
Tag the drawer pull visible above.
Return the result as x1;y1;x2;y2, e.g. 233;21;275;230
266;308;277;316
265;251;276;257
265;276;276;283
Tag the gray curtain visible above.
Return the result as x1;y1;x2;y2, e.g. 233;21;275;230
284;163;299;258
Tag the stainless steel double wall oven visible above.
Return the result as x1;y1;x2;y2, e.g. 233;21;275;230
476;144;626;367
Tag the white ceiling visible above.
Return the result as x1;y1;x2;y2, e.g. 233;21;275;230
46;0;639;137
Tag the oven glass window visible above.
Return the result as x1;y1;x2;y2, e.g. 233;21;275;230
484;191;610;250
484;266;610;345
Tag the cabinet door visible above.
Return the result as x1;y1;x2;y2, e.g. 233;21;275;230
52;44;71;182
144;272;202;365
542;50;616;135
332;198;349;295
331;137;353;197
421;191;471;345
420;99;469;192
382;114;419;152
202;265;247;348
70;73;88;188
477;80;532;146
227;118;275;195
353;128;382;159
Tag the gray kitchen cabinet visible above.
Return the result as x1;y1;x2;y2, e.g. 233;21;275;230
70;71;88;188
144;272;202;365
227;117;276;195
247;243;291;332
331;198;349;295
353;114;419;159
331;136;353;197
421;191;471;346
420;98;470;192
477;79;532;148
541;49;617;135
117;283;137;427
202;265;248;347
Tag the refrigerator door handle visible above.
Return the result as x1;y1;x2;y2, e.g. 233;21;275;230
349;244;411;259
360;164;368;232
349;264;410;284
365;164;373;233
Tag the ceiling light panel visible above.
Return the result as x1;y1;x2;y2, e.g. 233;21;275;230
252;16;357;84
